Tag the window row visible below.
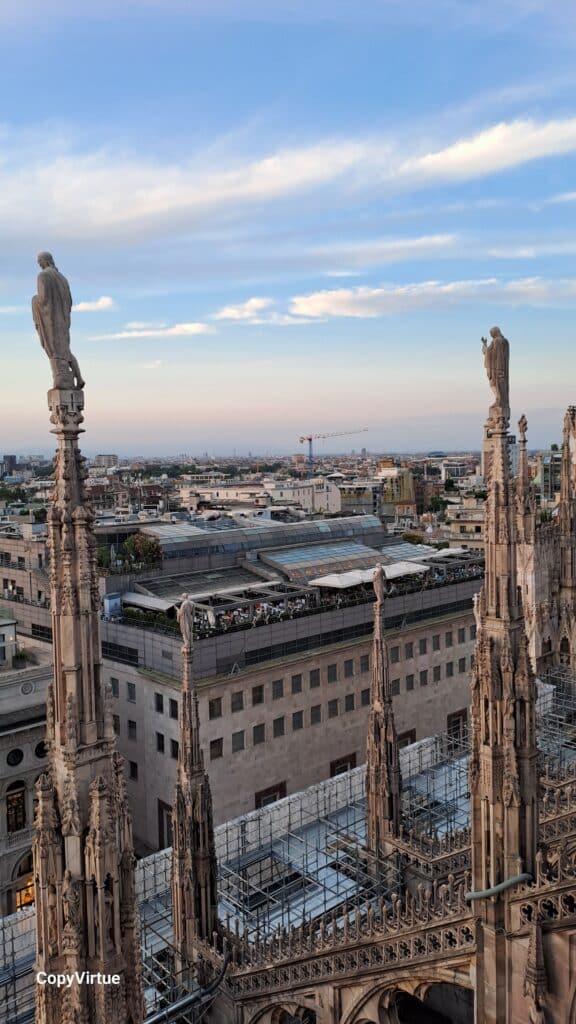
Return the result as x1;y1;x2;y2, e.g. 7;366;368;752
390;656;474;695
389;625;476;664
209;693;368;758
206;657;371;720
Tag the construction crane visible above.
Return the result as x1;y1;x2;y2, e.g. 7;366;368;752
299;428;368;478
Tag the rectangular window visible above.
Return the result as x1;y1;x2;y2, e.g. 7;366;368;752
390;646;400;664
432;634;440;651
154;692;163;713
273;716;285;738
309;668;320;688
169;698;178;720
231;691;243;713
419;639;427;655
161;649;173;662
360;654;370;673
406;673;414;691
330;753;357;776
344;659;354;678
210;738;223;760
292;710;304;730
345;692;355;711
470;624;477;640
113;714;120;736
433;665;441;683
255;782;286;809
232;730;245;753
458;657;466;673
470;654;475;667
445;631;453;647
391;679;400;697
170;739;179;759
252;684;264;705
311;704;321;725
127;719;137;741
110;677;119;698
127;681;136;703
156;732;165;753
447;709;467;741
253;723;265;745
458;627;466;644
420;669;428;687
404;642;413;659
398;729;416;749
361;687;370;706
272;679;284;700
129;761;138;781
103;640;138;666
209;697;222;719
328;698;339;718
291;673;302;694
327;664;337;683
446;661;454;677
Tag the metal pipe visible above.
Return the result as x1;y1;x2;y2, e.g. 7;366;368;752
465;873;532;902
144;951;231;1024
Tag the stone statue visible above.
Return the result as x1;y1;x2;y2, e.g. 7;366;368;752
518;414;528;443
177;594;195;648
32;252;85;390
373;564;386;606
482;326;509;423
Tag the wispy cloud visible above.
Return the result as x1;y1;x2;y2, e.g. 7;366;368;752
212;297;273;321
0;306;23;314
314;233;457;268
290;276;576;318
545;191;576;204
2;116;576;242
93;322;214;339
140;359;164;369
73;295;114;312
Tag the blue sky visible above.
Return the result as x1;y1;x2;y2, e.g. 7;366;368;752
1;0;576;455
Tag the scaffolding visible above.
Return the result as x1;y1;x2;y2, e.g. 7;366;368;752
538;666;576;779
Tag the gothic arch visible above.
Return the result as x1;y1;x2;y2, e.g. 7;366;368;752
339;971;474;1024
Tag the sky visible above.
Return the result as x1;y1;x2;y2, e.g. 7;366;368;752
1;0;576;456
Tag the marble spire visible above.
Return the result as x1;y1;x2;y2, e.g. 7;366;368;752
172;595;218;967
32;254;143;1024
471;327;539;1024
365;564;402;858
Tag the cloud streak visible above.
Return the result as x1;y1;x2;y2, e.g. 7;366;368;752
290;276;576;318
93;321;214;339
73;295;114;312
2;116;576;243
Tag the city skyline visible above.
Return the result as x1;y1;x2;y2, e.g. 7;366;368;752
1;2;576;451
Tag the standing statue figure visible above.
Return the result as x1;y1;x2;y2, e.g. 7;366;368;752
176;593;195;649
373;564;387;606
32;252;85;390
482;326;509;424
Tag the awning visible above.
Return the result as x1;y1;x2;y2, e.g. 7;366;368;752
308;561;431;589
121;592;175;613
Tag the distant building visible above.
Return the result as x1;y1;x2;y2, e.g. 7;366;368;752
93;453;119;468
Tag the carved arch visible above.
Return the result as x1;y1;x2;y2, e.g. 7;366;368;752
339;971;474;1024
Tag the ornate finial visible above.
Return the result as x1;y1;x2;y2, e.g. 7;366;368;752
176;593;195;651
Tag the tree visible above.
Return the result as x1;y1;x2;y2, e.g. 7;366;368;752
123;533;162;566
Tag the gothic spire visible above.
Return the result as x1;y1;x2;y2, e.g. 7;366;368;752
31;254;143;1024
365;564;402;858
471;327;540;1024
172;597;218;964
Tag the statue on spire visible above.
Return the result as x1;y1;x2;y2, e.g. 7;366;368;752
32;252;85;390
482;326;510;425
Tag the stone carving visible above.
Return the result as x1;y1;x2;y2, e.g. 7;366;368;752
62;870;82;951
61;774;81;836
373;563;386;606
518;414;528;443
176;594;195;649
482;326;510;423
32;252;85;390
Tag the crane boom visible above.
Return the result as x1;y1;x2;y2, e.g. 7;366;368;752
298;428;368;477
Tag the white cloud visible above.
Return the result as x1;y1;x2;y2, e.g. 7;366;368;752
2;116;576;242
212;297;273;320
488;241;576;258
290;277;576;318
0;306;22;314
73;295;114;312
545;191;576;204
314;233;457;268
93;322;215;339
140;360;164;369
